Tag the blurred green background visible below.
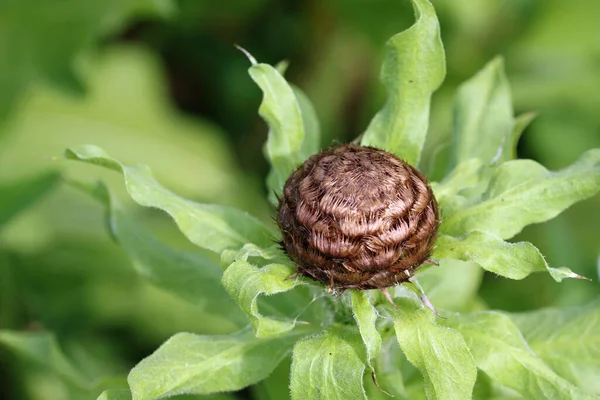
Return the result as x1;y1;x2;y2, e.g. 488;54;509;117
1;0;599;399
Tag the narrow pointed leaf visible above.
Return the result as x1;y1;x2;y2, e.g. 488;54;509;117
290;326;368;400
351;291;381;370
0;171;60;226
441;149;600;239
361;0;445;165
222;260;300;338
0;330;90;389
128;327;299;399
451;57;514;168
433;231;582;281
247;62;306;195
444;312;596;399
64;145;275;253
293;85;321;158
392;298;476;400
509;301;600;394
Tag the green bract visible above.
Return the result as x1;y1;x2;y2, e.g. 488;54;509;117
9;0;594;398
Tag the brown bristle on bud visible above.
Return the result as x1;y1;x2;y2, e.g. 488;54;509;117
277;144;439;291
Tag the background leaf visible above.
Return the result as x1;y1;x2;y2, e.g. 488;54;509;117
361;0;445;166
0;330;90;390
509;301;600;395
434;231;582;281
290;325;368;400
392;298;477;400
0;172;60;227
450;57;514;168
445;311;596;399
0;0;174;122
128;327;300;399
71;180;246;324
64;145;275;253
441;149;600;239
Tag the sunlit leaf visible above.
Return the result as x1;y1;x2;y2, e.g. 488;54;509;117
445;312;596;399
361;0;445;166
392;298;477;400
441;149;600;239
290;325;368;400
509;300;600;395
434;231;583;281
0;171;60;227
450;57;514;168
222;260;300;338
64;145;275;253
128;327;300;399
244;56;319;196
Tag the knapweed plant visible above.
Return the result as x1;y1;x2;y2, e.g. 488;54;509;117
55;0;600;398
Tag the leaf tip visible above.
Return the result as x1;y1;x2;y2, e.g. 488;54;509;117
234;44;258;66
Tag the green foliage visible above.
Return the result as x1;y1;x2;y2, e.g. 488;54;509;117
361;0;445;166
392;298;477;400
0;0;174;122
0;172;60;226
3;0;600;399
290;326;368;400
128;327;301;399
64;145;275;253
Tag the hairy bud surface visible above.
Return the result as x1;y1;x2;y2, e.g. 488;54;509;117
277;144;439;290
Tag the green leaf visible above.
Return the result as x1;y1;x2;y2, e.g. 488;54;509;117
97;389;131;400
509;112;537;160
72;180;245;323
392;298;477;400
450;57;514;168
292;85;321;159
441;149;600;239
509;301;600;394
361;0;445;165
433;231;583;281
417;259;484;312
222;260;300;338
431;158;483;205
445;312;596;399
246;60;306;195
0;0;174;122
0;171;60;227
351;291;381;370
290;325;368;400
0;330;90;389
64;145;275;253
128;327;299;399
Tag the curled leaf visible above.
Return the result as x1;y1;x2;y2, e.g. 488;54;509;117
361;0;445;165
65;145;275;253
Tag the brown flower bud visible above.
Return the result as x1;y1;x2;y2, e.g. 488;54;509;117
277;144;439;291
